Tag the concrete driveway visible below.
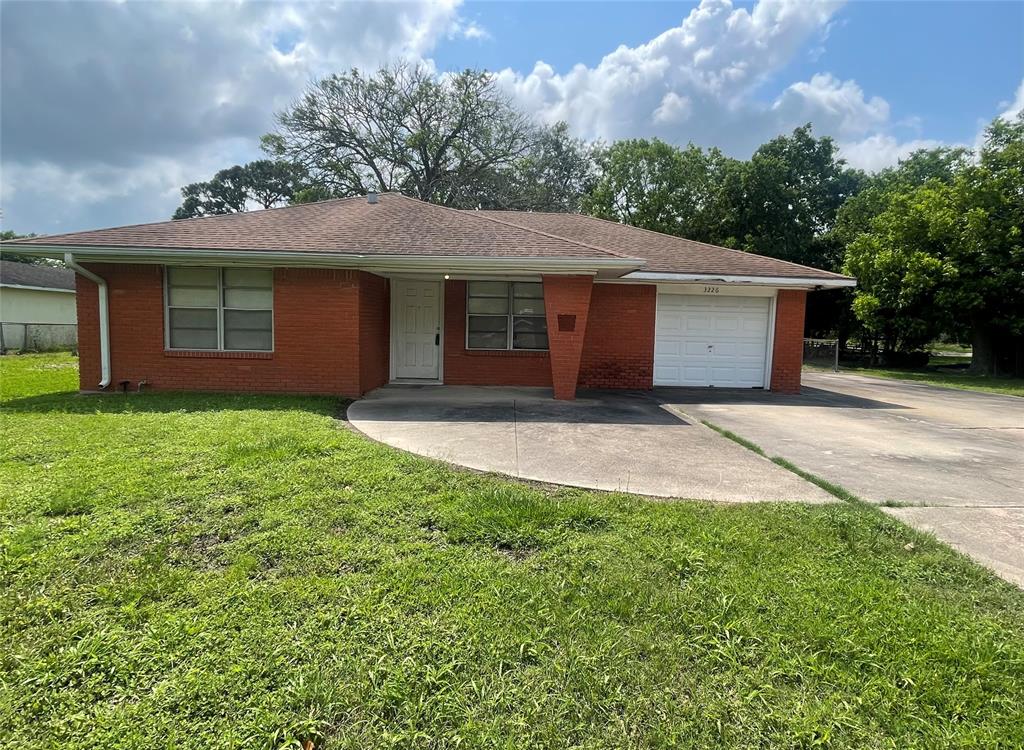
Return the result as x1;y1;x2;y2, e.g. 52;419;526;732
662;372;1024;585
348;385;833;504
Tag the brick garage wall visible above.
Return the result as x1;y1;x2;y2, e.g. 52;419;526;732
73;263;384;397
770;289;807;394
578;283;655;390
442;279;552;387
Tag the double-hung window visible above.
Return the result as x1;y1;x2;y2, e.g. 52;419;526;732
165;267;273;351
466;281;548;351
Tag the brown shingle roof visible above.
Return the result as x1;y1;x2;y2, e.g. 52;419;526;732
7;194;633;262
473;211;851;281
5;193;850;281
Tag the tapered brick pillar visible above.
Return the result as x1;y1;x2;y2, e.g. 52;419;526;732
542;275;593;399
770;289;807;394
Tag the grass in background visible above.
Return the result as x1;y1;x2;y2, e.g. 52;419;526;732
805;359;1024;397
2;354;1023;748
835;366;1023;397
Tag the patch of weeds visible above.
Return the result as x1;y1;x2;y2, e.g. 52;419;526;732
180;532;228;571
494;543;536;563
436;484;609;552
701;420;767;455
768;457;862;504
878;499;918;508
702;419;864;505
43;493;93;517
221;433;335;463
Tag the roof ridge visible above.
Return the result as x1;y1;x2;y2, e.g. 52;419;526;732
386;195;643;263
461;207;642;262
477;209;853;281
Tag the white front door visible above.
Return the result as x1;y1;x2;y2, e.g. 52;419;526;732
654;294;771;388
392;279;441;380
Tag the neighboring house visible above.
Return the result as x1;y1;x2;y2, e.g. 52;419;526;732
3;193;854;398
0;259;77;352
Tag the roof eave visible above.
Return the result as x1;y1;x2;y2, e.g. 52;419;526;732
620;271;857;289
0;283;76;293
16;245;642;275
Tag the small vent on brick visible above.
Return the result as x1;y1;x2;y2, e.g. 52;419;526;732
557;314;576;332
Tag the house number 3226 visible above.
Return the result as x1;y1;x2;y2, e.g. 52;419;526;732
703;285;720;294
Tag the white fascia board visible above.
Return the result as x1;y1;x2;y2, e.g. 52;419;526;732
0;283;76;293
620;271;856;289
9;245;640;274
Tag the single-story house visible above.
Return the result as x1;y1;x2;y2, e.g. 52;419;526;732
3;193;854;399
0;259;78;352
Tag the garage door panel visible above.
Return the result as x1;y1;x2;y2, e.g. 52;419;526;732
714;317;740;333
655;293;770;388
655;340;682;357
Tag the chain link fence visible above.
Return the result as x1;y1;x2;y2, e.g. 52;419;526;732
0;322;78;353
803;338;839;371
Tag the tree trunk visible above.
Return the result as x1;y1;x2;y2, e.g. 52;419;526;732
969;323;998;376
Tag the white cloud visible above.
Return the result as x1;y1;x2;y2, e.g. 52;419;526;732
772;74;889;138
0;0;469;233
2;0;1017;234
998;79;1024;120
836;134;948;172
653;92;692;125
492;0;989;174
495;0;845;147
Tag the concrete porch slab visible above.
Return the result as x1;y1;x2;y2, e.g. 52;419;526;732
347;385;834;503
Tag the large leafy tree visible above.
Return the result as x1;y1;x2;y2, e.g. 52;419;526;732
724;125;866;268
823;146;970;347
845;114;1024;374
265;63;535;207
1;230;47;265
473;122;596;212
173;160;308;219
582;139;735;241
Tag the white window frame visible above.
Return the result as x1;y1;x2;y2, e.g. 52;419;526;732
465;281;548;351
163;266;274;352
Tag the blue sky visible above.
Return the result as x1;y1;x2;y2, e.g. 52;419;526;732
2;0;1022;235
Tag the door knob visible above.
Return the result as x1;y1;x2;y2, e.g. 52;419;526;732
435;333;440;346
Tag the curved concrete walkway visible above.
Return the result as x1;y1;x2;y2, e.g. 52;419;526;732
348;385;833;503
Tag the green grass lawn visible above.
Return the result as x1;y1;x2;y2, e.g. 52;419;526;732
2;354;1023;748
806;360;1024;397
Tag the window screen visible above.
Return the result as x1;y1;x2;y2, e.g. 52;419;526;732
466;281;547;350
166;267;273;351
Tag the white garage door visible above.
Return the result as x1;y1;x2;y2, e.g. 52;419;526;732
655;294;771;388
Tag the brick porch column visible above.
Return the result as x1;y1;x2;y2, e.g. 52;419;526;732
542;275;594;400
770;289;807;394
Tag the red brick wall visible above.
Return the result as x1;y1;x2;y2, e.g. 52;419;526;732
542;275;593;399
578;283;655;390
75;274;103;389
358;272;390;394
442;279;552;387
770;289;807;394
73;264;386;397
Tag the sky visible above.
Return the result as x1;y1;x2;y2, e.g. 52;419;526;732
1;0;1022;235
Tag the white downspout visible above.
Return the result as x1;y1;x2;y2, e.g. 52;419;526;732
64;252;111;389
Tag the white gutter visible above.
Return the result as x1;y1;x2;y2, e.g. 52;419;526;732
63;253;110;389
10;246;641;273
620;271;857;289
